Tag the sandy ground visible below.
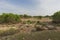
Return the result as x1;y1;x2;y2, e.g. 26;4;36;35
0;27;17;31
0;18;53;31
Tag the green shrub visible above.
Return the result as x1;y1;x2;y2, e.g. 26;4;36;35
52;11;60;23
0;13;21;24
26;20;32;24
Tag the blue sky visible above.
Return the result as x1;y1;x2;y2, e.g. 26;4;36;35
0;0;60;16
7;0;38;9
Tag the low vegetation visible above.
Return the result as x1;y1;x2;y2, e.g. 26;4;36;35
0;28;19;37
0;11;59;40
0;13;21;24
52;11;60;23
0;30;60;40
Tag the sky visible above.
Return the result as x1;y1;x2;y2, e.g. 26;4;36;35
0;0;60;16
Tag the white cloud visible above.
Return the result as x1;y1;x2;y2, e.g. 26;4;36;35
35;0;60;16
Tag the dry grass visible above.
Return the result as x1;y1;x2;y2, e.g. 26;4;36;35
21;17;52;23
0;30;60;40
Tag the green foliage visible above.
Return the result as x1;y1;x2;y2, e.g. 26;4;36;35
22;20;35;24
44;15;52;19
0;13;21;24
19;15;24;18
26;20;33;24
52;11;60;23
44;15;49;17
20;14;32;18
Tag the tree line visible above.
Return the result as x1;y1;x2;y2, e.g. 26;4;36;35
0;11;60;24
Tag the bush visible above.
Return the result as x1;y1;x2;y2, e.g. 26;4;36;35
0;13;21;24
52;11;60;23
26;20;32;24
36;21;41;25
22;20;35;24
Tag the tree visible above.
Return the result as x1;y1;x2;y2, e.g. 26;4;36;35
52;11;60;23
